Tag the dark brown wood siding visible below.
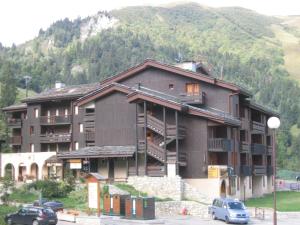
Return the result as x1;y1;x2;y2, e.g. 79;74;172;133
94;92;136;146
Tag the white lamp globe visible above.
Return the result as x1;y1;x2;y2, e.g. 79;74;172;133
267;117;280;129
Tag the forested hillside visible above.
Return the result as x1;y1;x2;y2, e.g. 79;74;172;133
0;3;300;170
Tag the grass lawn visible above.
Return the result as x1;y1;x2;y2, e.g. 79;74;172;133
245;191;300;211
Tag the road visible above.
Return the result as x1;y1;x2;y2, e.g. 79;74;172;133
57;215;300;225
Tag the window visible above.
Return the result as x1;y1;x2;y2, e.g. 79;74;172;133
56;109;59;116
65;108;69;116
30;126;34;135
79;123;83;133
169;84;174;90
30;143;34;152
75;106;79;115
34;108;39;118
75;142;79;150
186;83;200;96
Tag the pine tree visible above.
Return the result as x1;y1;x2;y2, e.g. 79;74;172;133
0;61;17;108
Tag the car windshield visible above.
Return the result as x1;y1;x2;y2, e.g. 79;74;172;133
42;208;54;215
228;202;245;210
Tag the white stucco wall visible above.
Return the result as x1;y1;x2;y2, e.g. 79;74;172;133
1;152;56;180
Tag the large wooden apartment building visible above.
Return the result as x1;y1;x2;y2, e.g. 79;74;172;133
1;59;278;199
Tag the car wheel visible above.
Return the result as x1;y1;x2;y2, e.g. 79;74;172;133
32;220;39;225
212;213;217;220
7;218;13;225
225;216;230;224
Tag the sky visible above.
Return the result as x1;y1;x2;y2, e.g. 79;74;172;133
1;0;300;47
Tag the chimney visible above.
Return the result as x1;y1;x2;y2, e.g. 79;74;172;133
55;81;65;89
175;61;197;72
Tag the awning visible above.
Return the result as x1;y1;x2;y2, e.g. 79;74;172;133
45;155;63;166
57;146;135;159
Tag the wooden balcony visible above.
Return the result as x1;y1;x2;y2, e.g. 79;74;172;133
240;142;250;153
251;121;266;133
267;166;273;175
147;165;165;177
208;138;232;152
84;131;95;141
179;92;205;105
240;165;252;176
40;115;72;125
167;151;187;166
40;133;71;143
9;136;22;145
84;113;95;122
7;118;22;127
251;143;266;155
137;114;186;139
253;165;266;176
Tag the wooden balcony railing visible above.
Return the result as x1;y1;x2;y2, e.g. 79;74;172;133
147;141;166;163
253;165;266;175
240;165;252;176
251;143;266;155
251;121;266;133
179;92;205;105
9;136;22;145
208;138;232;152
147;165;165;177
240;142;250;152
84;131;95;141
40;115;72;125
40;133;71;143
7;118;22;127
167;151;187;166
84;113;95;122
137;113;186;139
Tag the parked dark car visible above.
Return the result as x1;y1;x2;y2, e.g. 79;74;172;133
296;176;300;182
33;199;64;212
5;206;57;225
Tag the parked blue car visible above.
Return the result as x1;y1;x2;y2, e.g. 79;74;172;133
209;198;249;224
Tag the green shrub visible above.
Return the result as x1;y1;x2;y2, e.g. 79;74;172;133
27;180;74;198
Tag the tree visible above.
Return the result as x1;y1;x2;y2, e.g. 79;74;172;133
0;61;17;108
0;176;15;205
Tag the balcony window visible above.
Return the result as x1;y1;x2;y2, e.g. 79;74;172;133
186;83;200;96
75;106;79;115
56;109;59;116
75;142;79;150
79;123;83;133
34;108;39;118
30;143;34;152
30;126;34;135
169;84;174;90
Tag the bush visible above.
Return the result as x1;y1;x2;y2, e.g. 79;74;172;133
27;180;74;198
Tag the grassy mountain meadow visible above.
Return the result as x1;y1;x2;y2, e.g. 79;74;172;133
0;2;300;170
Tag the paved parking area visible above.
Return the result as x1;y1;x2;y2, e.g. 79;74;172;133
57;215;300;225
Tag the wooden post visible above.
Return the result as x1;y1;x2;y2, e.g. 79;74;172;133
175;111;179;175
135;103;138;176
144;101;147;176
163;107;167;176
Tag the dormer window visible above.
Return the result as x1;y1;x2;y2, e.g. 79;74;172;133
186;83;200;96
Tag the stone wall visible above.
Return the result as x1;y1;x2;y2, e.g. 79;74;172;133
182;181;211;204
127;176;183;201
156;201;209;218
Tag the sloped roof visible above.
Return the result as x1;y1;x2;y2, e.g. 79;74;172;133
101;59;252;97
23;83;101;103
2;103;27;112
57;145;135;159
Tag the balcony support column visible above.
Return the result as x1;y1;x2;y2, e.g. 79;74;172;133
227;127;232;166
175;110;179;175
135;103;139;176
144;101;147;176
163;107;167;176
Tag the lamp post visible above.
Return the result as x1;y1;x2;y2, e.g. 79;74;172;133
267;117;280;225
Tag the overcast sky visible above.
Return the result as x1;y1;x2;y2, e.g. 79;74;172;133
1;0;300;47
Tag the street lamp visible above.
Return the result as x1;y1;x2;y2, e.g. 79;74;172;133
267;116;280;225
